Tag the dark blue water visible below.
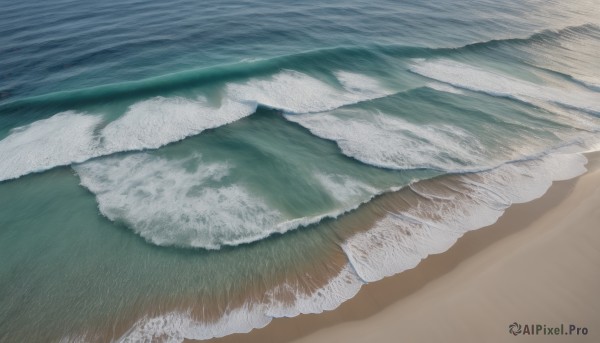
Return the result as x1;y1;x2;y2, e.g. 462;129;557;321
1;0;597;101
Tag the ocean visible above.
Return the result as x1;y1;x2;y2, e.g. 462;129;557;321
0;0;599;341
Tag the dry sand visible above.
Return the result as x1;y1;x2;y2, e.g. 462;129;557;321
208;151;600;343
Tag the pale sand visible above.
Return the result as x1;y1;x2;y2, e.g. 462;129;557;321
209;152;600;343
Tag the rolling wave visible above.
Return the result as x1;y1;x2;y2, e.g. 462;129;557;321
0;98;256;182
75;154;285;249
409;59;600;115
75;138;596;250
2;22;597;183
1;23;596;112
0;47;400;113
0;21;597;252
285;108;490;171
0;70;391;182
74;149;389;249
445;23;600;54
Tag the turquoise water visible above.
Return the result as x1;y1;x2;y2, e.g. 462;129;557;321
1;1;599;341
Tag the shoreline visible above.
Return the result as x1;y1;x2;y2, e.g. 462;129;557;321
206;151;600;343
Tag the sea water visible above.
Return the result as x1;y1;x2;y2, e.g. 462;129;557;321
0;0;599;341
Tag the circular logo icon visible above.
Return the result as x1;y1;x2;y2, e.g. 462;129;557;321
509;322;522;336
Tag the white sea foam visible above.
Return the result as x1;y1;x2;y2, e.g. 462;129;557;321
259;173;387;239
522;98;600;133
109;152;589;342
227;70;392;113
102;97;256;152
115;264;363;343
0;97;256;182
342;152;588;282
76;152;391;248
264;264;364;317
335;71;393;99
0;70;392;182
426;82;464;94
410;59;600;115
314;172;379;206
286;109;488;171
0;111;103;181
583;135;600;153
59;334;90;343
75;153;387;248
74;153;288;249
116;306;271;343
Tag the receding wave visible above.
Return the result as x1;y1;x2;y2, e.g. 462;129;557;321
341;152;587;282
115;264;363;342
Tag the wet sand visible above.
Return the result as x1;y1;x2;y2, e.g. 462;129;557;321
206;151;600;343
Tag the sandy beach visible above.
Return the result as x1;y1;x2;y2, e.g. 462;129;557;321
208;151;600;343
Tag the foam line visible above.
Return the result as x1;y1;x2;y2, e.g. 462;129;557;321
74;153;286;249
227;70;392;114
0;111;103;181
113;152;588;342
0;97;256;182
342;152;587;282
0;70;391;182
409;59;600;115
426;82;464;94
75;152;392;249
286;110;489;172
115;264;363;342
101;97;256;152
